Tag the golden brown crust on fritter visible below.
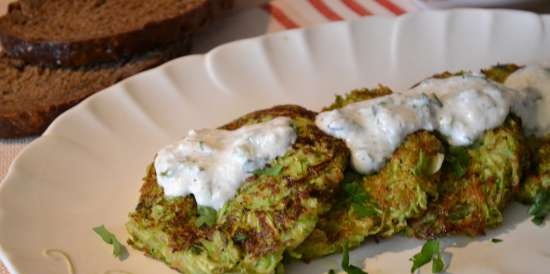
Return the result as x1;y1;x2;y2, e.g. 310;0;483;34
482;64;522;83
409;116;527;238
322;86;393;111
221;105;316;130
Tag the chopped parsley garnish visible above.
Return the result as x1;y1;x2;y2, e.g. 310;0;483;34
341;243;368;274
446;146;470;178
423;92;444;108
195;206;217;227
253;164;283;176
93;225;128;260
528;189;550;225
159;170;169;177
431;93;444;107
343;177;379;218
410;239;445;273
328;243;368;274
491;238;503;243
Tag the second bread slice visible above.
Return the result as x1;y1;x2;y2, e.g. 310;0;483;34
0;38;191;138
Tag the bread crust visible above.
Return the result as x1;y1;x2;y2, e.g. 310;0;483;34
0;0;233;67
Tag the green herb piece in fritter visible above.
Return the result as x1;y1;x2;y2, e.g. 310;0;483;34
234;232;248;242
410;239;445;273
528;189;550;225
447;203;471;221
93;225;128;260
195;206;217;227
446;146;470;178
253;164;283;176
343;180;379;218
491;238;503;243
351;203;379;218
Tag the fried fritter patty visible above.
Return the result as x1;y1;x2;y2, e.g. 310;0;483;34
292;88;445;260
296;77;528;259
408;116;527;237
126;105;348;274
406;68;528;237
482;64;550;204
292;131;444;260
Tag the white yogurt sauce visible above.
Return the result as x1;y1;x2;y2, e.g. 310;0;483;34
315;92;436;174
316;75;523;174
154;117;296;209
504;66;550;137
411;76;513;146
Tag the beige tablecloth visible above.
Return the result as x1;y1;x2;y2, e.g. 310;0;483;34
1;0;548;273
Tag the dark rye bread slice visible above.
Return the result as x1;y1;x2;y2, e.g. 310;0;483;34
0;0;233;67
0;38;191;138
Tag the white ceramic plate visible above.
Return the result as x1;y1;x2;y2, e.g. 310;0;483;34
1;9;550;274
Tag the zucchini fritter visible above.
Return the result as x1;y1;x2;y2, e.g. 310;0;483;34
296;77;529;259
483;64;550;204
127;105;348;274
292;131;444;260
407;68;528;237
292;88;445;260
408;116;527;237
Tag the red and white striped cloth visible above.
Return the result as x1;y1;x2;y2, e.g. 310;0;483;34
260;0;426;30
194;0;426;52
0;1;426;273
